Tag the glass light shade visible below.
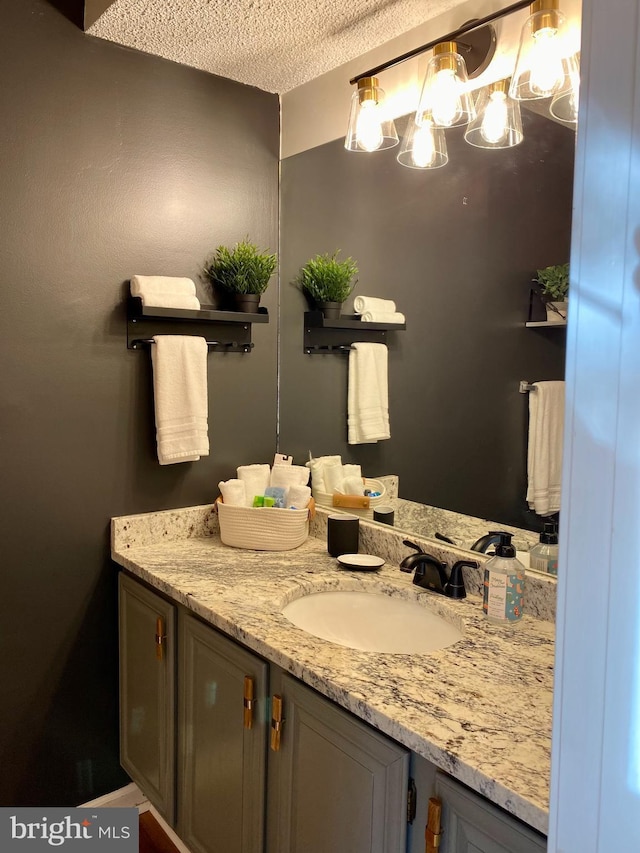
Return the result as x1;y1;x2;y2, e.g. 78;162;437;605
464;80;524;149
397;114;448;169
510;4;574;100
345;77;399;152
417;42;476;129
550;54;580;123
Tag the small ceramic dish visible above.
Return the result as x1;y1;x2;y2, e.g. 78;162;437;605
336;553;385;571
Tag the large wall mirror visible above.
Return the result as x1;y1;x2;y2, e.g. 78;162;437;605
277;102;575;569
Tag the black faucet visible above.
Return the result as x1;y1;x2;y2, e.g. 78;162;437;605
399;540;475;599
469;532;503;554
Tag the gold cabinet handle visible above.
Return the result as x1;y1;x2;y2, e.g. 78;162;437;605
425;797;442;852
243;676;255;729
155;617;166;661
270;695;283;751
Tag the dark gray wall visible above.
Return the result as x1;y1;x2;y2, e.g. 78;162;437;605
279;112;572;530
0;0;279;805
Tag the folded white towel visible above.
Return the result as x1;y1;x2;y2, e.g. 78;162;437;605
151;336;209;465
286;485;311;509
131;275;200;310
342;464;362;481
270;465;310;488
342;476;366;495
526;381;565;515
305;455;342;492
354;296;396;315
323;463;345;493
237;464;271;507
360;311;405;324
218;479;246;506
348;343;390;445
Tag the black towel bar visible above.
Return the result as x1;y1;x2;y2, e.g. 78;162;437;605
130;338;253;352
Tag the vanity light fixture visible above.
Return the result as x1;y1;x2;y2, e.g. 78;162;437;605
464;79;524;149
397;112;448;169
416;41;477;129
344;76;399;152
509;0;578;101
550;53;580;123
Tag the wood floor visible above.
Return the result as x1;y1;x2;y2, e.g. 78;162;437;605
139;811;182;853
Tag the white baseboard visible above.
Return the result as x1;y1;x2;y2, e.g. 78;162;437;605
80;782;149;811
80;783;191;853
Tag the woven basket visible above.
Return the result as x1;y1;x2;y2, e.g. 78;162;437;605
311;478;387;519
216;498;313;551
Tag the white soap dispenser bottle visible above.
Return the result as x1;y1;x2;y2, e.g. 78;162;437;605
482;532;526;625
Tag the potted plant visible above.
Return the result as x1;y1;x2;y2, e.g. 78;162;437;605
296;251;359;319
533;263;569;323
203;239;277;313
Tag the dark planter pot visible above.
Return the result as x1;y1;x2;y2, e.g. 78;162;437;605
234;293;261;313
319;301;342;319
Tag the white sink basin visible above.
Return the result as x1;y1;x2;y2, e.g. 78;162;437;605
282;590;463;653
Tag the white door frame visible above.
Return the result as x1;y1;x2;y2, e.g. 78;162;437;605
549;0;640;850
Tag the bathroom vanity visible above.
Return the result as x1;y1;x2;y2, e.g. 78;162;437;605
112;504;553;853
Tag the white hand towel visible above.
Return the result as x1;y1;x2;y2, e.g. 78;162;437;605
305;455;342;492
131;275;200;310
286;485;311;509
270;465;310;488
323;463;345;493
218;479;246;507
348;343;390;445
151;336;209;465
526;381;565;515
342;476;366;495
360;311;405;324
237;464;271;506
342;464;362;481
353;296;396;315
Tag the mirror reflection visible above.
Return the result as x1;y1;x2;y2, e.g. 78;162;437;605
279;103;574;567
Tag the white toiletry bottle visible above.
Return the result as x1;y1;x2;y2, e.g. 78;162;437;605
529;522;559;576
482;532;526;625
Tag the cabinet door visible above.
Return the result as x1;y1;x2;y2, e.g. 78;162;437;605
119;573;176;823
178;614;268;853
267;671;410;853
436;773;547;853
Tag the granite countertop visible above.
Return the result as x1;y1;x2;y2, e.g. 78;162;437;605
111;504;554;836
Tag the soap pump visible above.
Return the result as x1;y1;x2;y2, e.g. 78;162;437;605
529;521;559;576
482;532;526;625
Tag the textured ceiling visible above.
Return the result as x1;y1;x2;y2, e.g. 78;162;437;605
88;0;466;94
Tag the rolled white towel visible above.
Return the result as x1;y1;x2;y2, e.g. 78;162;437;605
306;455;342;492
360;311;405;323
218;479;246;507
131;275;196;297
130;275;200;310
237;464;271;506
354;295;396;315
286;485;311;509
270;465;310;488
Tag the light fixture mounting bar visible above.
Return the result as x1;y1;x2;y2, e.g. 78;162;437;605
349;0;533;86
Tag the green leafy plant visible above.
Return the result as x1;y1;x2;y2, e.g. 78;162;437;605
296;251;359;304
533;263;569;301
203;240;277;295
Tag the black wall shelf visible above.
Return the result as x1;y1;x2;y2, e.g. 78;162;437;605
303;310;406;354
127;297;268;352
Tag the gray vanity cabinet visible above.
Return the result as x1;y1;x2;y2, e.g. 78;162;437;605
177;613;268;853
266;669;410;853
118;573;176;824
436;773;547;853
